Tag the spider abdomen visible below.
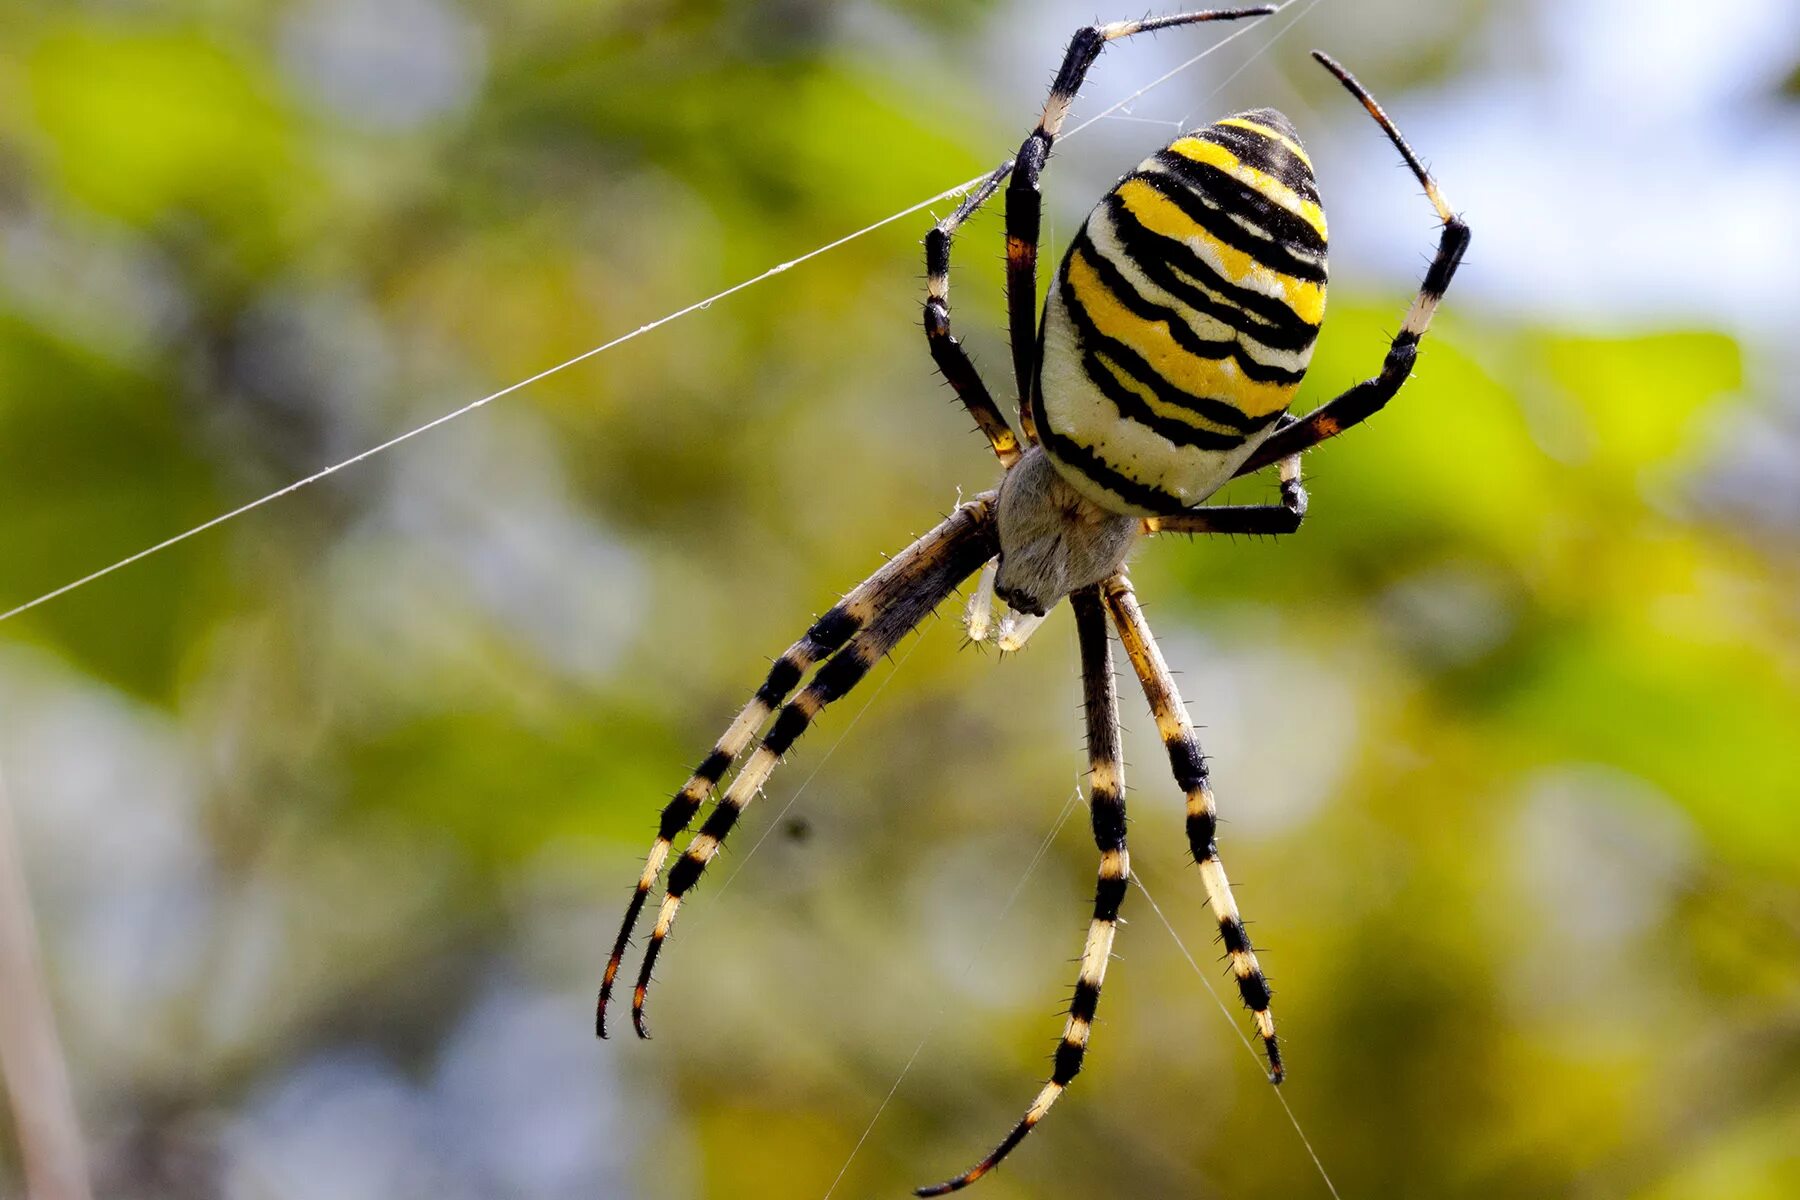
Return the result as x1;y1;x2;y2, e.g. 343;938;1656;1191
1033;108;1328;516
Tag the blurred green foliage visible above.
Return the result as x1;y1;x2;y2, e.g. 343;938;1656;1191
1;3;1797;1200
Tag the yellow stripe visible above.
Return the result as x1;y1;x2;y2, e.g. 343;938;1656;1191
1115;179;1325;330
1090;352;1249;435
1215;117;1313;170
1167;136;1328;242
1068;249;1290;421
1070;242;1304;420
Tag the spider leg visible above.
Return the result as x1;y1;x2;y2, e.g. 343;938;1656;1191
1233;51;1470;479
628;494;999;1038
916;585;1126;1195
927;161;1024;466
1145;453;1307;535
598;609;868;1038
1103;572;1282;1082
1003;8;1276;439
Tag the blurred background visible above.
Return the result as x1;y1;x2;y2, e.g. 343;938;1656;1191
1;1;1797;1197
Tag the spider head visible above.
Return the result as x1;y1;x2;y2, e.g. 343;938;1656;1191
994;446;1140;616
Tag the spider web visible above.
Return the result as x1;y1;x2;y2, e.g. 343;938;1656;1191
4;0;1343;1193
1;0;1316;627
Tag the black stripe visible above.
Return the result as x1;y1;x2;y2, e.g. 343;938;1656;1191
1105;196;1321;346
1088;791;1126;849
696;797;742;841
1073;236;1309;385
1050;27;1106;99
1153;145;1326;255
1132;168;1326;283
1237;970;1272;1013
1069;978;1102;1022
810;646;873;704
1233;107;1301;142
1094;875;1128;917
1186;811;1218;859
1131;255;1321;356
807;605;860;652
1238;107;1296;134
1219;916;1250;955
1062;286;1251;447
1192;121;1320;202
658;794;703;841
752;656;804;708
1058;275;1276;435
762;706;811;756
1166;737;1208;793
667;801;747;897
1053;1038;1086;1082
1422;219;1471;298
693;748;733;783
1080;346;1247;451
1096;206;1320;353
923;228;950;278
750;604;858;708
666;849;705;896
1030;409;1186;515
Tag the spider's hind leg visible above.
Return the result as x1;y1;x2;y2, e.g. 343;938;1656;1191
917;585;1126;1195
1233;51;1470;478
1104;572;1283;1082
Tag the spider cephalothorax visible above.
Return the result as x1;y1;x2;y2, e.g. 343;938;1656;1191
597;9;1468;1193
992;446;1139;617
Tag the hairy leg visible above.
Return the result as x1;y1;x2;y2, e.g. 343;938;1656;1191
916;585;1126;1194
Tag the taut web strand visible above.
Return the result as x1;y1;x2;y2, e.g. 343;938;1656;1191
0;0;1303;626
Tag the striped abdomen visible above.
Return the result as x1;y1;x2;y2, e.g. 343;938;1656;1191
1033;108;1328;516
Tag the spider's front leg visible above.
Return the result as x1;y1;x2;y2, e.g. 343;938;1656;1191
917;586;1127;1195
1233;51;1470;478
1000;7;1276;437
1105;572;1283;1082
926;160;1023;467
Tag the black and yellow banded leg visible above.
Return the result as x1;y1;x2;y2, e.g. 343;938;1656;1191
917;586;1126;1196
1146;454;1307;536
926;160;1023;466
1103;573;1283;1082
1235;51;1469;480
629;496;1000;1038
600;493;998;1037
597;604;864;1037
1002;7;1276;432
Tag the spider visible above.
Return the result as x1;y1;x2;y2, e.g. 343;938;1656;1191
597;8;1469;1192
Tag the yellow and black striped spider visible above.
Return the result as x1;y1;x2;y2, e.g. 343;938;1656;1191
599;8;1468;1192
